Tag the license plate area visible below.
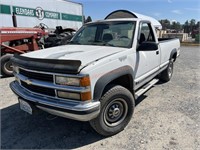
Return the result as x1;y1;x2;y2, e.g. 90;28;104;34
19;98;32;115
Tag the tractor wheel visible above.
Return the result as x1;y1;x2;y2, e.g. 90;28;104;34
1;54;14;77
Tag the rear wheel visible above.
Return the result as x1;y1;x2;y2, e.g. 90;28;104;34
160;59;174;82
1;54;14;77
90;85;135;136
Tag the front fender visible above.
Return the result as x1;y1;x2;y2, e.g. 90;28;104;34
93;66;134;101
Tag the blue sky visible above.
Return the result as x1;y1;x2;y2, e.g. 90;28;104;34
75;0;200;24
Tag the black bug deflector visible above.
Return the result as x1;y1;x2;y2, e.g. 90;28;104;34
11;54;82;74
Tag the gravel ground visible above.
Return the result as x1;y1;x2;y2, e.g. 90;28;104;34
1;46;200;149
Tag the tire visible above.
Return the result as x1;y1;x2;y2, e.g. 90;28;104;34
160;59;174;82
1;54;14;77
89;85;135;136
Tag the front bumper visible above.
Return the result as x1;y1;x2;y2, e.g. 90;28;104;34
10;81;100;121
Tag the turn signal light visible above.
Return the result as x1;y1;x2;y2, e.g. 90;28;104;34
80;76;90;87
81;91;92;101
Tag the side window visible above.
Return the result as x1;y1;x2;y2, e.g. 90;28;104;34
139;23;155;44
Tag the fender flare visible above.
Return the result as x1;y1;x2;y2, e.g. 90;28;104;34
93;66;134;101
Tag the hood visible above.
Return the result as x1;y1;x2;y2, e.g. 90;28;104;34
23;45;126;67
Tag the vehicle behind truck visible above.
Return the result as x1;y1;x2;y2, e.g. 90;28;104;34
10;10;180;136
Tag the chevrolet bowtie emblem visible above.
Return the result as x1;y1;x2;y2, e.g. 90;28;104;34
24;79;32;85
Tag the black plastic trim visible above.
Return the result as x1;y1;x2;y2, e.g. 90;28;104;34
137;42;158;51
11;54;81;74
170;48;177;61
93;66;134;100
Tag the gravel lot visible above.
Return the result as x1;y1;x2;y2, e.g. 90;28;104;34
1;46;200;149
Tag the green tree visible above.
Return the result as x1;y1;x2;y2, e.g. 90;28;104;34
190;19;196;32
183;20;190;33
85;16;92;23
159;19;171;30
171;21;182;31
196;21;200;29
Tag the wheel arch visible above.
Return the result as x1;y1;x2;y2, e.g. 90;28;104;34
170;48;177;62
93;66;135;101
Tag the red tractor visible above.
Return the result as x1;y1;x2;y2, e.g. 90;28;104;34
0;27;47;76
0;25;76;77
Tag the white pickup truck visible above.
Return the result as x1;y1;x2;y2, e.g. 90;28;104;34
10;10;180;136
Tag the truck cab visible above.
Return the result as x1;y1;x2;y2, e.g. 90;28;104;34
10;10;180;136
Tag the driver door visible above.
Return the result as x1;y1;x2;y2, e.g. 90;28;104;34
134;22;160;88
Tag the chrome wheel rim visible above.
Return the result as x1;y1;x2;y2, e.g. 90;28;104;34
104;98;128;127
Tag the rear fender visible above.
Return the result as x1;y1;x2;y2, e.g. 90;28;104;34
170;48;177;61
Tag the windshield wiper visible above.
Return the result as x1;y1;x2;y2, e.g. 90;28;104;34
68;41;81;45
103;43;115;47
87;40;115;47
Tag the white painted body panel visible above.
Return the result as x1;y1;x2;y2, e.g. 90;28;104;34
159;39;180;66
134;50;160;79
23;45;126;68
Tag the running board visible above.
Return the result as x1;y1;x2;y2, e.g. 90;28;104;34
135;79;159;99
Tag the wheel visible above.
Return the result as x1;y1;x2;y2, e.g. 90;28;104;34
1;54;14;77
90;85;135;136
160;59;174;82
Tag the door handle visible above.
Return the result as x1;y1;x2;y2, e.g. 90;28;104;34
156;51;159;55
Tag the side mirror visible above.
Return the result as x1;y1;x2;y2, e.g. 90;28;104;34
137;42;158;51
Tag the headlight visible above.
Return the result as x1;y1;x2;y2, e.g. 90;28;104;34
57;90;91;101
55;75;91;101
57;91;80;100
55;76;90;87
55;76;80;86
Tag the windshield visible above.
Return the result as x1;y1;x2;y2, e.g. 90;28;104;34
70;21;136;48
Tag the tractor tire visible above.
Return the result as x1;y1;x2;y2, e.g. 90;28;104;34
89;85;135;136
1;54;14;77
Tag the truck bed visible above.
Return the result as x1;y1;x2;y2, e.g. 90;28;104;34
158;38;180;66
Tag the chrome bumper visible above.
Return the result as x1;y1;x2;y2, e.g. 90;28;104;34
10;81;100;121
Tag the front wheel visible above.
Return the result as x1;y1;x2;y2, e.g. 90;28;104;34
160;59;174;82
89;85;135;136
1;54;14;77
